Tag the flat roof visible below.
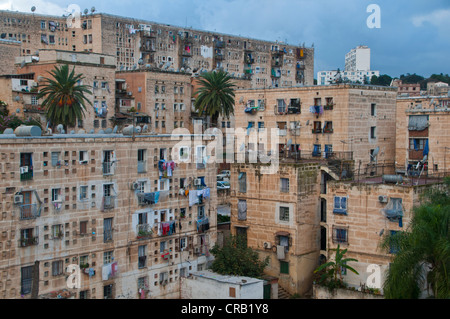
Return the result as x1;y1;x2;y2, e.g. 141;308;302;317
190;270;263;286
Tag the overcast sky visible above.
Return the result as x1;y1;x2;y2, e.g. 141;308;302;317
1;0;449;78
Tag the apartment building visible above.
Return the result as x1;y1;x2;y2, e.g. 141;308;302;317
321;171;444;295
395;95;450;176
0;128;217;299
0;10;314;89
0;49;116;132
234;84;398;170
318;46;379;85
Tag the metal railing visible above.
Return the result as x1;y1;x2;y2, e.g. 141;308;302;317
102;196;116;210
102;162;113;175
19;237;38;247
20;204;40;220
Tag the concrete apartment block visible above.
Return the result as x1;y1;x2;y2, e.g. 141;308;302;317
234;84;398;169
0;132;217;299
0;10;314;89
321;176;444;294
9;49;116;132
230;161;322;296
395;96;450;176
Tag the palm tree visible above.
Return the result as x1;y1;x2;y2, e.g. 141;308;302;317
314;244;359;289
37;64;92;129
380;178;450;299
193;70;236;128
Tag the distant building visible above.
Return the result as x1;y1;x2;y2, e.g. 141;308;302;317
427;81;450;96
391;79;421;97
317;46;379;85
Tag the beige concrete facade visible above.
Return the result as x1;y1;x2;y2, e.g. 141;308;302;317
395;96;450;175
321;177;444;294
230;161;322;296
233;84;398;169
0;132;217;299
8;49;116;132
0;10;314;89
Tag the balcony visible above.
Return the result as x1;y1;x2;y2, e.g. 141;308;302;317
102;162;113;175
137;160;147;173
19;237;38;247
323;128;334;134
324;103;334;110
24;104;45;113
215;41;225;48
312;128;322;134
20;204;40;220
102;196;116;211
408;149;425;161
20;168;33;181
214;53;224;61
136;224;153;239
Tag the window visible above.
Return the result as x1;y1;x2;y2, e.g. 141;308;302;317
103;251;113;264
333;196;347;214
138;245;147;268
40;20;46;29
52;260;64;276
237;199;247;221
103;218;113;242
79;186;88;200
238;172;247;193
51;224;63;239
332;227;348;244
279;206;290;222
51;151;61;166
31;95;38;105
277;99;286;113
198;205;205;218
389;231;400;254
280;178;289;193
370;126;376;139
79;150;88;164
409;138;426;151
371;103;376;116
103;284;114;299
21;266;33;295
79;221;88;235
51;188;62;202
280;261;289;274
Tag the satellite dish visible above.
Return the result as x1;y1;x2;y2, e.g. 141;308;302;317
143;125;148;132
91;7;96;13
56;124;64;133
138;58;143;65
422;155;428;163
372;146;380;158
31;6;36;12
112;125;118;133
306;120;310;126
20;60;26;68
83;8;89;15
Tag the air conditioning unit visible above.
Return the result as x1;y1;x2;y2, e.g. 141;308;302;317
263;242;271;249
13;194;23;204
130;182;139;190
378;195;388;203
194;179;201;186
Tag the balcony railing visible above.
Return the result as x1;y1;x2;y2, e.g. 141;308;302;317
24;104;45;113
312;128;322;134
102;196;116;210
136;224;153;239
19;237;38;247
137;160;146;173
102;162;113;175
20;204;40;220
103;229;113;242
20;168;33;181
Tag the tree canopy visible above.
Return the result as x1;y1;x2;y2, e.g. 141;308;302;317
209;235;269;278
37;64;92;129
380;178;450;299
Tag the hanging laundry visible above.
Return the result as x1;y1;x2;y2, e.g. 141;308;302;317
189;190;199;206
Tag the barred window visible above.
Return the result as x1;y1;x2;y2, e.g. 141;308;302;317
279;206;290;222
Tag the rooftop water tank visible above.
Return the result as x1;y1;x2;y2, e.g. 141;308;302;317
14;125;42;137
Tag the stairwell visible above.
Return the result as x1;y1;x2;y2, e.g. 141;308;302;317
277;286;291;299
